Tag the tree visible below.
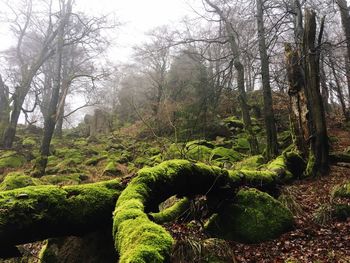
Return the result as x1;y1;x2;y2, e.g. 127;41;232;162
256;0;279;159
336;0;350;106
204;0;259;154
285;8;328;176
1;0;61;148
0;75;10;141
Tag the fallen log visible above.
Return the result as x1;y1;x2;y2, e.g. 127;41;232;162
0;179;123;256
113;150;305;263
329;152;350;163
0;150;304;261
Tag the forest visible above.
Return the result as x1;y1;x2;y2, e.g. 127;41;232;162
0;0;349;262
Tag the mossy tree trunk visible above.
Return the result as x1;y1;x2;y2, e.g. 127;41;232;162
285;9;328;176
0;179;122;257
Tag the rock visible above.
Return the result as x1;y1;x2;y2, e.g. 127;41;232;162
205;188;294;243
84;109;112;137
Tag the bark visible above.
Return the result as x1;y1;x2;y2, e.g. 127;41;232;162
329;57;349;120
0;179;123;255
303;11;329;175
320;55;330;113
256;0;279;159
336;0;350;104
0;75;10;142
285;10;328;176
35;0;73;176
204;0;259;154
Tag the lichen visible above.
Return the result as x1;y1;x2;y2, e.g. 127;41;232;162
205;188;293;243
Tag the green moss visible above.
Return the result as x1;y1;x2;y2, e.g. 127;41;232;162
41;173;82;185
234;155;264;170
210;147;243;163
185;140;215;149
223;116;244;129
305;152;316;177
0;172;43;190
186;145;212;161
54;148;83;164
332;182;350;220
233;137;250;152
150;197;190;224
22;137;36;147
164;143;184;159
113;160;229;263
205;188;293;243
85;155;107;166
333;182;350;198
0;179;123;247
0;151;26;169
103;161;122;176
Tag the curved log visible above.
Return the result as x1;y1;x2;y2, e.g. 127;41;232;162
112;150;305;263
0;179;123;252
0;150;304;261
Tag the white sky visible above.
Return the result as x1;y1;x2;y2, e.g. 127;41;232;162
75;0;196;62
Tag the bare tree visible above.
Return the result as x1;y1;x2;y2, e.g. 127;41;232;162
204;0;259;154
256;0;279;159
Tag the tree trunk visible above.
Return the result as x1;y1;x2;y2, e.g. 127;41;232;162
286;10;328;176
336;0;350;105
329;57;349;120
34;0;72;176
0;179;122;257
0;75;10;143
256;0;279;159
204;0;259;154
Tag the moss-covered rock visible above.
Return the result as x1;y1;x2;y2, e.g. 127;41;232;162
331;182;350;220
85;155;107;166
41;173;84;185
102;161;122;176
210;147;243;164
205;188;294;243
22;137;37;148
0;172;43;190
186;145;212;162
0;151;26;169
234;155;264;170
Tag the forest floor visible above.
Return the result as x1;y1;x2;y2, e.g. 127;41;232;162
168;124;350;263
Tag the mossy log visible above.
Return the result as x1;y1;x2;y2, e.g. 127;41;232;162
0;150;304;261
329;152;350;163
0;179;123;257
113;150;305;263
